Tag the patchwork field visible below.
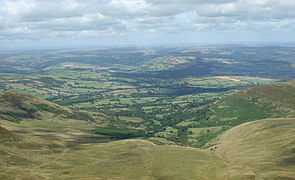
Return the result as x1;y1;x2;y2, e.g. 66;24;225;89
0;46;295;179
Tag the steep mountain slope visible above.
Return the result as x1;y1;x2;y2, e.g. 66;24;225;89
211;80;295;124
0;91;94;123
0;91;111;145
244;80;295;109
182;80;295;147
0;125;18;140
216;118;295;180
0;125;63;180
204;81;294;125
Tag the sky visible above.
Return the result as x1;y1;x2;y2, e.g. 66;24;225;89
1;0;295;49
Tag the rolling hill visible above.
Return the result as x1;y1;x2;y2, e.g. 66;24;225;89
0;91;112;145
180;80;295;147
1;118;294;179
0;125;18;140
217;118;295;180
0;91;94;123
0;80;295;179
202;80;295;127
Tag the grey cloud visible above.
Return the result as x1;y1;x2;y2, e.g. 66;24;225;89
2;0;87;21
146;0;236;5
0;0;295;42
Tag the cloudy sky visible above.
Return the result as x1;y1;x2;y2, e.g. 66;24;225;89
1;0;295;49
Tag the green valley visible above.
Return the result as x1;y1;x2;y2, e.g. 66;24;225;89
0;46;295;179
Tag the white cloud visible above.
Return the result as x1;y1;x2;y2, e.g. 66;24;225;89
0;0;295;46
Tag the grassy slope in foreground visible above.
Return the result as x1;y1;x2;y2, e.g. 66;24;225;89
0;125;63;179
217;118;295;180
0;136;227;180
1;118;295;179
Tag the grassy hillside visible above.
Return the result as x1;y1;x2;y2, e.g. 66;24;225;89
0;91;118;146
0;89;295;179
207;80;295;126
0;91;94;123
1;80;295;148
0;125;18;140
216;118;295;180
0;137;226;180
0;125;64;180
0;91;153;155
33;140;226;180
244;80;295;109
0;46;295;179
1;118;295;180
0;124;226;180
180;80;295;147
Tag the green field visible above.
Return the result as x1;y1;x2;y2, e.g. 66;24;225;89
1;46;295;179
